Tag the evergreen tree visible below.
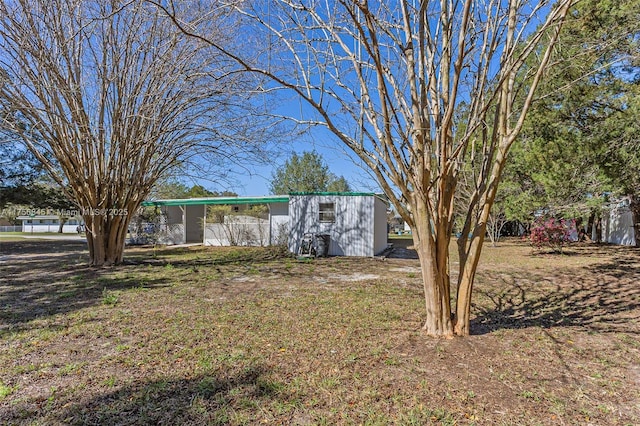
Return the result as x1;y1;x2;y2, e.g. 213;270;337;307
499;0;639;238
270;151;351;194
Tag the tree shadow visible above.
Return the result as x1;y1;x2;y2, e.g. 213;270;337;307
122;245;292;268
387;238;419;259
0;239;88;256
0;244;171;333
470;248;640;335
5;366;279;425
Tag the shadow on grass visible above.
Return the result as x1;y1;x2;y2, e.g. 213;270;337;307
387;238;419;259
0;239;88;257
471;247;640;335
6;366;281;425
0;252;171;333
124;245;293;267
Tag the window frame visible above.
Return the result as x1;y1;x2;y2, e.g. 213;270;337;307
318;202;336;223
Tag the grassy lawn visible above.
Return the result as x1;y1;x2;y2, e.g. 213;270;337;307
0;239;638;425
0;232;85;243
0;232;69;236
388;233;414;240
0;232;43;242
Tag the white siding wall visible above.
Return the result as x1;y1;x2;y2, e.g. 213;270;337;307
289;195;378;257
288;196;308;255
602;207;636;246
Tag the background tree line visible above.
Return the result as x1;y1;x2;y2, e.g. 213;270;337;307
481;0;640;246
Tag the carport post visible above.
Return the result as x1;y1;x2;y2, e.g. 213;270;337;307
202;204;207;245
267;203;272;246
181;204;186;245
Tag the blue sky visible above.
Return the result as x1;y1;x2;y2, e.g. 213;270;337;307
202;130;379;197
194;89;382;196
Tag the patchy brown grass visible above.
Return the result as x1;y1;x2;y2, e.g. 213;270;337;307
0;238;638;425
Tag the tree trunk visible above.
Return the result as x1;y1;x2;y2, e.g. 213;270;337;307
58;217;68;233
593;214;602;243
412;205;453;338
454;232;486;336
84;212;131;266
454;144;509;335
487;213;502;247
630;196;640;248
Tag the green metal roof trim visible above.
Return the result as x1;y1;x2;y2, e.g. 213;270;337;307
142;195;289;207
142;193;390;207
289;192;389;204
289;191;377;196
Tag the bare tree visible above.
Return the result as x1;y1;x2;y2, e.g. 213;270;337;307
0;0;269;266
154;0;572;336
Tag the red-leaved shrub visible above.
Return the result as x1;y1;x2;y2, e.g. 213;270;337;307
530;217;573;253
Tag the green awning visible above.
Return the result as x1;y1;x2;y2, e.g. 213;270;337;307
289;192;389;204
288;191;376;196
142;195;289;207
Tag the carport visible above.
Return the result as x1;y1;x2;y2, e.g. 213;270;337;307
141;196;290;245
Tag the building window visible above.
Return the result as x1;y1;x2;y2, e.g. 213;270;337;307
319;202;335;223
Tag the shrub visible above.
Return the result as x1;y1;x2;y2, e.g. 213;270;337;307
530;217;573;253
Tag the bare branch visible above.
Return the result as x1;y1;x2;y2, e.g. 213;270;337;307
0;0;270;265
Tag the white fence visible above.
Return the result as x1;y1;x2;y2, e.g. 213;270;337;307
0;226;22;232
20;224;80;233
204;216;270;247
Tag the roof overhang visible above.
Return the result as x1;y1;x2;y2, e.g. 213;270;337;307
142;195;290;207
289;192;389;205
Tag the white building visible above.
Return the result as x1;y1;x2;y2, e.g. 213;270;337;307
143;195;289;246
142;192;389;257
288;193;389;257
16;215;84;233
599;198;636;246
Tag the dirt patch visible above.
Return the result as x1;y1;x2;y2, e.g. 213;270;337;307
0;239;638;425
